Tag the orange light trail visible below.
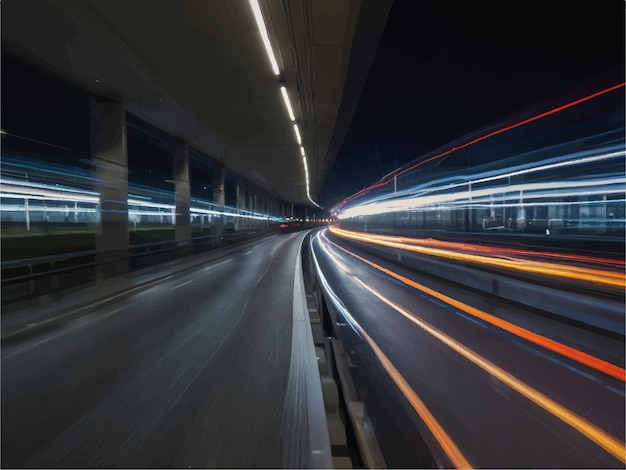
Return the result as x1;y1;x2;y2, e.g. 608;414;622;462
325;233;625;382
349;305;472;469
333;82;625;212
352;277;626;464
312;241;472;468
329;226;626;289
368;233;624;267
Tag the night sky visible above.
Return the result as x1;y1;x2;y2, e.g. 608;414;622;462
318;0;625;209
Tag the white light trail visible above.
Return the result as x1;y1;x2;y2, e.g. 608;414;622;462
472;150;625;186
337;148;626;219
337;177;626;219
0;179;282;223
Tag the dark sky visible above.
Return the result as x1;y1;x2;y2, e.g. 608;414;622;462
318;0;625;209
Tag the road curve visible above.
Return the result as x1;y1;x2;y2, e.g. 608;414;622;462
1;232;319;468
312;228;625;468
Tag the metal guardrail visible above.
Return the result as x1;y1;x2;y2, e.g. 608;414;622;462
1;229;267;304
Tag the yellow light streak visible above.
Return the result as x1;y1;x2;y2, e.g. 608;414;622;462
329;226;625;288
327;238;625;381
353;277;626;464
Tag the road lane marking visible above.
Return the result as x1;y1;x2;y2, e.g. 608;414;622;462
455;311;489;329
354;277;626;464
311;235;471;468
203;259;232;271
329;238;625;382
244;250;253;255
102;275;174;303
102;306;129;318
2;305;130;360
172;280;194;290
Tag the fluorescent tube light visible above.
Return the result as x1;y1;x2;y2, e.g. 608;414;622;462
293;124;302;145
280;86;296;121
249;0;280;76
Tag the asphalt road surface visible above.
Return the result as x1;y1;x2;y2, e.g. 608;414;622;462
312;228;625;468
2;232;317;468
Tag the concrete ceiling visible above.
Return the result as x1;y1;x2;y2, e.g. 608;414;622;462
1;0;391;207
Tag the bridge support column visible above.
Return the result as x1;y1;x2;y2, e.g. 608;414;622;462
236;177;248;231
91;97;128;280
175;140;191;241
253;193;258;229
212;160;226;236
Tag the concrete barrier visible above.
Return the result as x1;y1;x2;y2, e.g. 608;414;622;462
330;234;625;336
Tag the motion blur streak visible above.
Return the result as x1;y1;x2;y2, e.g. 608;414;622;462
353;278;626;463
334;82;625;210
361;235;624;267
329;226;625;288
311;233;471;468
389;83;626;181
327;235;625;381
0;180;281;221
332;227;624;268
337;152;624;219
361;325;473;470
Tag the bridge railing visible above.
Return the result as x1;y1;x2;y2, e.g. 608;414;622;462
1;229;267;306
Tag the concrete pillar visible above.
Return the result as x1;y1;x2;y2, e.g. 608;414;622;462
246;192;253;229
260;195;265;229
91;97;128;279
175;140;191;241
264;195;269;228
253;192;259;229
212;161;226;235
213;162;226;206
236;177;247;231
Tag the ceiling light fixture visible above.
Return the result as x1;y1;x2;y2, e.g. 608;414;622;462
302;156;310;191
249;0;280;76
300;146;305;156
280;86;296;121
293;124;302;145
301;156;321;208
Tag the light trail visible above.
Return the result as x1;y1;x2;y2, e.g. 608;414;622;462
337;173;625;219
310;235;472;468
333;227;625;267
352;277;626;464
332;82;625;213
329;226;626;288
322;231;625;381
0;179;282;222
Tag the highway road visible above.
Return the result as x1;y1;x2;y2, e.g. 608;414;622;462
1;231;322;468
311;228;625;468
